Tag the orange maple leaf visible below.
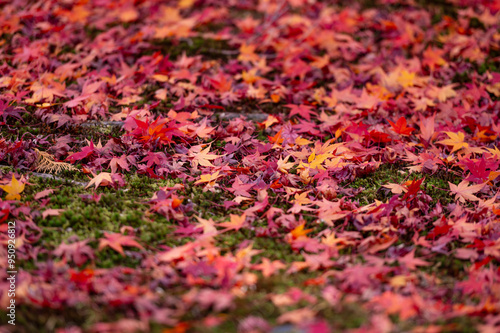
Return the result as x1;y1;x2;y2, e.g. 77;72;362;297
290;223;313;240
268;129;284;146
218;214;247;232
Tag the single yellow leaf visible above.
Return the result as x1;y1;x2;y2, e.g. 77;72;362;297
86;172;113;189
396;70;416;88
0;175;25;200
437;131;469;153
194;171;221;185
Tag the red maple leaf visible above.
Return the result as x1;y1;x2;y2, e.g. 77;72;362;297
53;240;95;266
388;117;415;135
285;104;316;121
66;140;95;163
98;231;144;256
402;178;425;202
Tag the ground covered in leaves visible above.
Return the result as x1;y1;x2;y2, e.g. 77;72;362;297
1;0;500;332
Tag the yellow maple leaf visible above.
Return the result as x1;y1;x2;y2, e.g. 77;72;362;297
293;191;312;206
322;92;338;108
487;146;500;159
194;171;221;185
0;175;25;200
178;0;195;8
260;115;279;129
238;43;259;62
295;137;312;146
303;150;331;170
151;74;169;82
486;82;500;97
85;172;113;189
397;70;416;88
241;68;261;84
437;131;469;153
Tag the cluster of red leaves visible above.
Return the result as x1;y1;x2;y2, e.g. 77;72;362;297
1;0;500;331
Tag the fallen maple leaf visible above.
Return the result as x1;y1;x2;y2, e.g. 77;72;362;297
218;214;247;232
396;70;416;88
98;231;144;256
194;118;215;139
437;131;469;153
277;307;316;325
285;104;315;121
427;84;457;102
253;258;286;278
259;115;279;129
0;175;25;200
449;180;486;203
42;208;64;219
238;43;259;62
66;140;95;163
194;171;223;192
402;178;425;202
194;216;218;236
86;172;113;189
418;113;436;142
190;145;220;168
398;249;430;270
109;155;130;173
382;183;408;194
54;240;94;266
388;117;415;136
34;188;54;200
289;223;313;240
277;155;295;174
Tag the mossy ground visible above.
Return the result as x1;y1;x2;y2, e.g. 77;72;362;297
0;140;472;332
0;110;481;332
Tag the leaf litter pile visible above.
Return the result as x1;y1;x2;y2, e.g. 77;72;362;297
1;0;500;332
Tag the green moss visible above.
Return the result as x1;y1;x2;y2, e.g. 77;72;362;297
95;248;143;268
84;26;104;40
468;17;485;30
253;238;303;263
10;304;97;333
346;163;408;205
346;164;461;206
149;37;233;61
196;295;368;333
423;252;471;279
